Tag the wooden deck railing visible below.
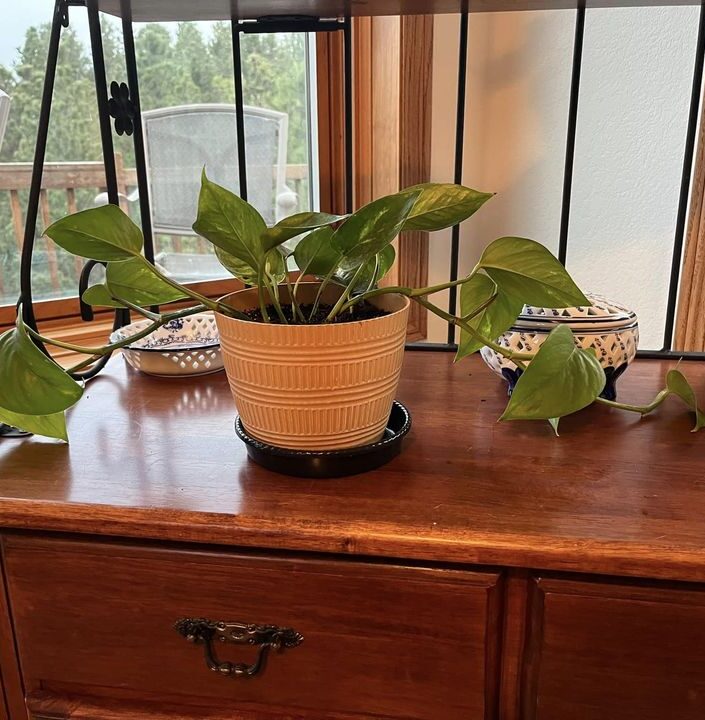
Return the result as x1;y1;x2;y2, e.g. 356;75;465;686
0;157;309;297
0;155;136;298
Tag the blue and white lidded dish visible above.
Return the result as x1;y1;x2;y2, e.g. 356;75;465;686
479;294;638;401
109;313;223;377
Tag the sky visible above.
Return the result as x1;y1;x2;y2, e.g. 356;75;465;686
0;1;210;71
2;0;95;68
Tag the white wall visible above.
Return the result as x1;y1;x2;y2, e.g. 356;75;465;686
428;7;700;348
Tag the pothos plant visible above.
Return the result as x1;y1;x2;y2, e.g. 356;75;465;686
0;171;702;442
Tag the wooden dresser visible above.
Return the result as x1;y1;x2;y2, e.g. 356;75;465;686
0;353;704;720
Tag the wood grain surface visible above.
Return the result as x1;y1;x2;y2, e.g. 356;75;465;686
5;536;501;720
521;575;705;719
95;0;701;23
351;14;432;339
0;353;704;582
25;692;412;720
676;56;705;352
0;558;24;720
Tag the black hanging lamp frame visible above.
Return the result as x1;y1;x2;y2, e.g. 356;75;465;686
17;0;705;380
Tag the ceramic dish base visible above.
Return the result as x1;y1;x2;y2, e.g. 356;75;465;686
124;359;225;379
0;424;32;438
501;363;628;402
235;401;412;478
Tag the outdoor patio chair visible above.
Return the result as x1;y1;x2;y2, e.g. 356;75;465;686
0;90;11;153
94;103;297;281
141;103;296;231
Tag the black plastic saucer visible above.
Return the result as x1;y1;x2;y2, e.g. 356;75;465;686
235;401;411;478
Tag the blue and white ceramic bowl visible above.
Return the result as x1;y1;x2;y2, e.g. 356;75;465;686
109;313;224;377
480;294;639;401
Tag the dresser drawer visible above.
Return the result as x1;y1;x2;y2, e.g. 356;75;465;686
4;537;501;720
521;576;705;720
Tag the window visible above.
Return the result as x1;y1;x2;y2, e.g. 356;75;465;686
0;7;318;315
426;8;701;349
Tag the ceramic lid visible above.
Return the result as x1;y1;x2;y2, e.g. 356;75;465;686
512;293;637;331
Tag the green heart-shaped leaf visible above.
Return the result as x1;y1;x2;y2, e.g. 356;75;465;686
500;324;605;421
666;369;705;432
215;246;286;285
82;283;123;308
403;183;494;232
337;245;396;292
192;170;267;271
214;246;258;284
262;248;287;283
479;237;589;308
372;244;396;284
548;417;561;436
83;257;188;308
455;273;524;361
108;257;188;306
44;204;143;261
0;406;68;442
293;227;341;278
261;211;347;252
333;190;420;272
0;315;83;416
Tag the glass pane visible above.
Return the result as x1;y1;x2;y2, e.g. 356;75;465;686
133;21;315;284
0;5;115;306
566;5;700;350
0;12;317;302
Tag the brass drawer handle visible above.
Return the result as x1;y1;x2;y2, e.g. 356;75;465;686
175;617;303;677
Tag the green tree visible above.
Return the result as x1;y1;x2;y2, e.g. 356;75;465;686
2;25;101;163
0;20;311;305
174;23;216;102
209;22;235;102
0;25;108;303
134;24;176;111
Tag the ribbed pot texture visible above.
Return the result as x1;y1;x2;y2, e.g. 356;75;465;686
215;283;410;450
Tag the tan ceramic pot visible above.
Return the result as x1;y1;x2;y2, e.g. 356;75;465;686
215;283;410;450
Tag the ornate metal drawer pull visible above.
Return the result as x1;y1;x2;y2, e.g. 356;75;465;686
175;617;303;677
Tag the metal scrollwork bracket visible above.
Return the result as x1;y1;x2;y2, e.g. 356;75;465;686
57;0;70;27
108;81;137;136
175;617;304;678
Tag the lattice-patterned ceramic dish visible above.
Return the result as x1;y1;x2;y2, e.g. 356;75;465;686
109;313;224;377
480;294;639;401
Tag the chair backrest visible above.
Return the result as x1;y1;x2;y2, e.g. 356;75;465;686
0;90;11;153
142;103;289;232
